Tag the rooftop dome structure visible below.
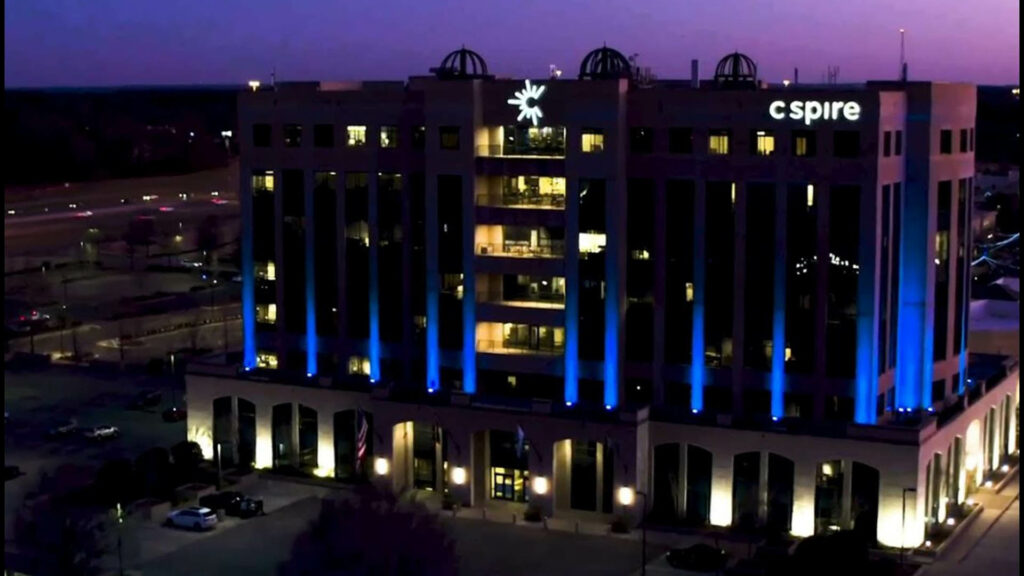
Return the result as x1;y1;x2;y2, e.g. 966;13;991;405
431;47;493;80
714;52;758;89
579;46;633;80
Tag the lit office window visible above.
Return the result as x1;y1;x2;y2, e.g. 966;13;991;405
252;171;275;193
581;129;605;153
579;232;607;254
754;130;775;156
347;126;367;147
709;130;730;155
347;356;371;376
440;126;460;150
806;184;815;208
685;282;694;302
256;352;278;369
255;261;276;281
793;130;816;157
380;126;399;149
256;303;277;324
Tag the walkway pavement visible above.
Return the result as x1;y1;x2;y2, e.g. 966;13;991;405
921;472;1019;576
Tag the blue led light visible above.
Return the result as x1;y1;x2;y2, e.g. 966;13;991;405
605;404;612;411
771;415;779;422
565;401;573;407
691;408;699;414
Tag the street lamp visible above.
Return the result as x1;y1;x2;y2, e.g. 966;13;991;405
900;487;917;566
618;487;648;576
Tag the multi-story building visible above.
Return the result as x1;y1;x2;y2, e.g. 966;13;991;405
188;47;1019;548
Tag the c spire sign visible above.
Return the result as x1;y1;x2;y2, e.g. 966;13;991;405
508;80;546;126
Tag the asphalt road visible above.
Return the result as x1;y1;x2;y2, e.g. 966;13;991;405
4;366;187;534
4;163;239;269
133;494;665;576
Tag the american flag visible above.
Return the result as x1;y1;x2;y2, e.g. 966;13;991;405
355;409;368;474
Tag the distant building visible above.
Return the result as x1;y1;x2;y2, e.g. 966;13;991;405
188;47;1018;548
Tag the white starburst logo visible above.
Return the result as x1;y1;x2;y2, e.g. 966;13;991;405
507;79;546;126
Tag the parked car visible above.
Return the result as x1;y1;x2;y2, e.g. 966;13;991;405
666;544;728;573
47;419;78;438
82;425;120;440
198;491;265;518
162;406;187;422
166;506;218;530
131;390;163;409
5;466;23;481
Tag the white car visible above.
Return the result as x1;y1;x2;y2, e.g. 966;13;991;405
166;507;218;531
82;425;120;440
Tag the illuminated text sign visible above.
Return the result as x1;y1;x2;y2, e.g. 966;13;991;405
769;100;861;126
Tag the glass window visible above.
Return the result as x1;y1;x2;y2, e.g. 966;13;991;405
939;129;952;154
283;124;302;147
669;128;693;154
440;126;460;150
253;123;271;147
793;130;816;157
347;356;371;376
347;126;367;147
753;130;775;156
833;131;861;158
502;125;566;157
969;128;974;151
255;260;276;280
256;303;277;324
313;124;334;148
708;130;730;155
256;351;278;369
883;131;892;157
251;171;275;194
490;466;529;502
412;126;426;150
895;130;904;155
630;127;653;154
380;126;399;149
959;129;968;153
581;129;604;153
579;232;607;254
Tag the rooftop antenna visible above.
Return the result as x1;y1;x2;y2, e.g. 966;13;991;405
899;28;906;81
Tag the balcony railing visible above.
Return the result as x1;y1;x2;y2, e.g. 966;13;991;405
476;193;566;209
476;144;566;158
476;339;564;355
476;241;565;258
479;297;565;309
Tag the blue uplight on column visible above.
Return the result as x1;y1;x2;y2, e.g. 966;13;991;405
368;179;380;383
771;196;786;421
603;252;619;409
690;203;706;413
895;182;928;410
305;177;317;376
242;179;256;370
462;274;476;394
426;283;440;393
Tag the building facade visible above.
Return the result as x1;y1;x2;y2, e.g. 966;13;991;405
188;48;1019;548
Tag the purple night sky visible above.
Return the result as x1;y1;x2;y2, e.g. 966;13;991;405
4;0;1019;87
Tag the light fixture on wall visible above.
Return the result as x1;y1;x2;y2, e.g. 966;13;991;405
617;486;636;507
451;466;467;486
374;457;390;476
532;476;550;495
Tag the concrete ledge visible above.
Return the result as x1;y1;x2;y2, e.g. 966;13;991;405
933;502;985;558
994;464;1019;493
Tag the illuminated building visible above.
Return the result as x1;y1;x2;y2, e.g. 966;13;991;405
188;47;1018;547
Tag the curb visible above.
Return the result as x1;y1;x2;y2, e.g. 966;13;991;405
994;463;1019;494
932;501;985;559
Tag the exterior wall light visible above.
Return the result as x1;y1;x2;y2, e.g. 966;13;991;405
451;466;467;486
248;80;261;91
374;457;390;476
532;476;549;495
617;486;636;507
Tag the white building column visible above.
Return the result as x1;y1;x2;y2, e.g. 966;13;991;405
790;460;816;537
709;451;733;527
254;402;273;469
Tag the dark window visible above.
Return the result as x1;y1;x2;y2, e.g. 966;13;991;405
826;185;860;378
959;129;968;153
669;128;694;154
931;379;945;405
888;183;902;370
439;126;460;150
283;124;302;148
378;174;404;342
412;126;426;150
281;170;305;332
883;131;892;157
345;173;370;339
969;128;975;151
940;129;952;154
744;183;775;370
793;130;816;157
786;184;816;374
253;123;271;148
665;180;694;364
894;130;904;155
953;179;969;359
579;178;606;361
833;131;860;158
629;127;654;154
705;181;734;367
313;124;334;148
314;172;338;337
877;184;891;374
626;179;654;363
933;180;952;361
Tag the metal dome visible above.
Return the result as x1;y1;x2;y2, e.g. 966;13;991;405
579;46;632;80
714;52;758;88
431;47;493;80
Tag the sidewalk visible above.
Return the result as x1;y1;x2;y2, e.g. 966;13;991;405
921;470;1020;575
